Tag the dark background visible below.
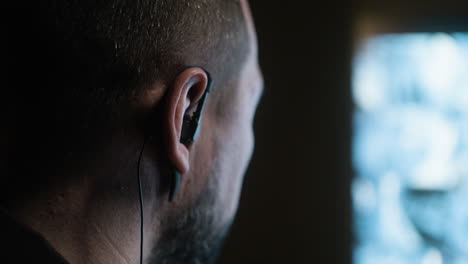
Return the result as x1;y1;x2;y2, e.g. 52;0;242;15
218;1;468;264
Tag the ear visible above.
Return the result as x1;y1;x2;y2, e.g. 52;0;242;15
163;67;209;175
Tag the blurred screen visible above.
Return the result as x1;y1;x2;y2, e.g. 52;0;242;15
352;33;468;264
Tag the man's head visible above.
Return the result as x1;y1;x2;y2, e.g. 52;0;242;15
5;0;262;263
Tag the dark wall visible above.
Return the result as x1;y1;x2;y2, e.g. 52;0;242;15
219;1;352;264
218;1;468;264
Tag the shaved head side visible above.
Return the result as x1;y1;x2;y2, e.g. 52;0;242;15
5;0;249;204
12;0;249;103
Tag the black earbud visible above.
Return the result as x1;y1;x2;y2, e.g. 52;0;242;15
137;70;213;264
169;71;213;202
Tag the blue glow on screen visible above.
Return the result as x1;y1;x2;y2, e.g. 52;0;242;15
352;33;468;264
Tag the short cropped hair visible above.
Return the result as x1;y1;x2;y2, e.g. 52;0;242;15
10;0;248;110
4;0;249;203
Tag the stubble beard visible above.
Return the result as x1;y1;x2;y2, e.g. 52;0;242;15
148;173;234;264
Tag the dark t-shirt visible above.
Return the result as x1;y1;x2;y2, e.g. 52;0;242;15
0;210;69;264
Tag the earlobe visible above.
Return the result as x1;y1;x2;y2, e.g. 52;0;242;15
163;67;210;181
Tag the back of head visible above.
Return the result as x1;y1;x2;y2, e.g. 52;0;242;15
5;0;249;204
4;1;263;263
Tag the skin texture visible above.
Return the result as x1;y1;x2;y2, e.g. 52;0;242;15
8;0;262;263
146;1;263;262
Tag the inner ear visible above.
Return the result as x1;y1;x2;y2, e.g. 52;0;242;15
163;67;209;175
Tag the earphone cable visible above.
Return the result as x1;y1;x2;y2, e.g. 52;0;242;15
137;137;147;264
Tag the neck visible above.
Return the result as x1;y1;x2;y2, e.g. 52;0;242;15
3;134;166;264
6;176;142;264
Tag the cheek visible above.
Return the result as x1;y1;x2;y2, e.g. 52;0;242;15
190;89;257;221
211;115;255;220
223;125;254;177
188;114;253;197
220;99;256;177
